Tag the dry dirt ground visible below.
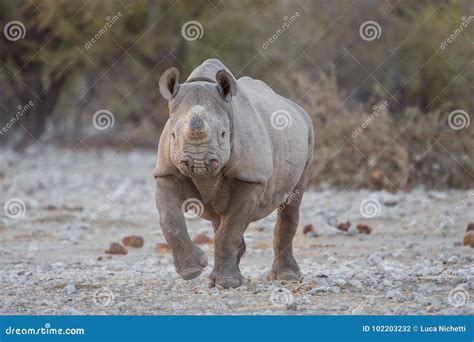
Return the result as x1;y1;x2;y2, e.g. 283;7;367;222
0;146;473;315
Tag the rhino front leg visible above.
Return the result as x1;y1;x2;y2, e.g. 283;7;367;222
209;181;264;288
155;176;208;280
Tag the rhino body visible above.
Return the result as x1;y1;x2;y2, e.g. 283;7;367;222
154;59;313;288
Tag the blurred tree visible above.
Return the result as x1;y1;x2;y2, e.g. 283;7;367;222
0;0;122;146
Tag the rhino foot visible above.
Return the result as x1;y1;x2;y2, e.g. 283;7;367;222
267;262;302;281
174;245;208;280
208;270;245;289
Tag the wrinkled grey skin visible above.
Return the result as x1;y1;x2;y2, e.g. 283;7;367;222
153;59;314;288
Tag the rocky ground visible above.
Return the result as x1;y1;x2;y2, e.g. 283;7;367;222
0;146;473;315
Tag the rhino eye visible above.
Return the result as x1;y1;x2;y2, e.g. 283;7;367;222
221;131;226;138
171;132;176;139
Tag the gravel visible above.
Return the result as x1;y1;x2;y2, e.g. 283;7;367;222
0;146;473;315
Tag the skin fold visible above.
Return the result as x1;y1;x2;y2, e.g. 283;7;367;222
153;59;314;288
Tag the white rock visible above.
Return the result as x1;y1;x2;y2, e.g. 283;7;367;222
63;284;76;294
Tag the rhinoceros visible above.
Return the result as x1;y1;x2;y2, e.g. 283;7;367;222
153;59;314;288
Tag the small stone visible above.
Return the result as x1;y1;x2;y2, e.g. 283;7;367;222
356;224;373;234
367;253;383;266
332;278;347;287
447;255;459;264
336;221;351;231
155;243;170;254
463;225;474;247
302;224;315;235
105;242;127;255
192;233;212;245
63;284;76;294
122;235;144;248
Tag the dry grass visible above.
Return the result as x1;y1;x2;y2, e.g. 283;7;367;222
286;72;473;190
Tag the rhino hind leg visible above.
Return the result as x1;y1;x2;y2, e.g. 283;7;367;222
267;201;302;281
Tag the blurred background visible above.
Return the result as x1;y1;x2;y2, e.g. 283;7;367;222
0;0;473;190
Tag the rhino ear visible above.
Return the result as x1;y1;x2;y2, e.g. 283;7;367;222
159;67;180;100
216;69;237;102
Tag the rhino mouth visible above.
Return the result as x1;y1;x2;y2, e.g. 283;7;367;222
178;156;222;177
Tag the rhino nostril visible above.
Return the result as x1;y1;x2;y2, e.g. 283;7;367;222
188;116;203;130
210;159;220;170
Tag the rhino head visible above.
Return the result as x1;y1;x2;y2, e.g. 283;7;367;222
159;66;237;178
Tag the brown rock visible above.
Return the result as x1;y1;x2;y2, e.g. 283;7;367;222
122;235;145;248
467;223;474;232
369;169;385;190
337;221;351;231
303;224;314;235
155;243;170;254
192;233;212;245
463;232;474;247
356;224;373;234
105;242;127;255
